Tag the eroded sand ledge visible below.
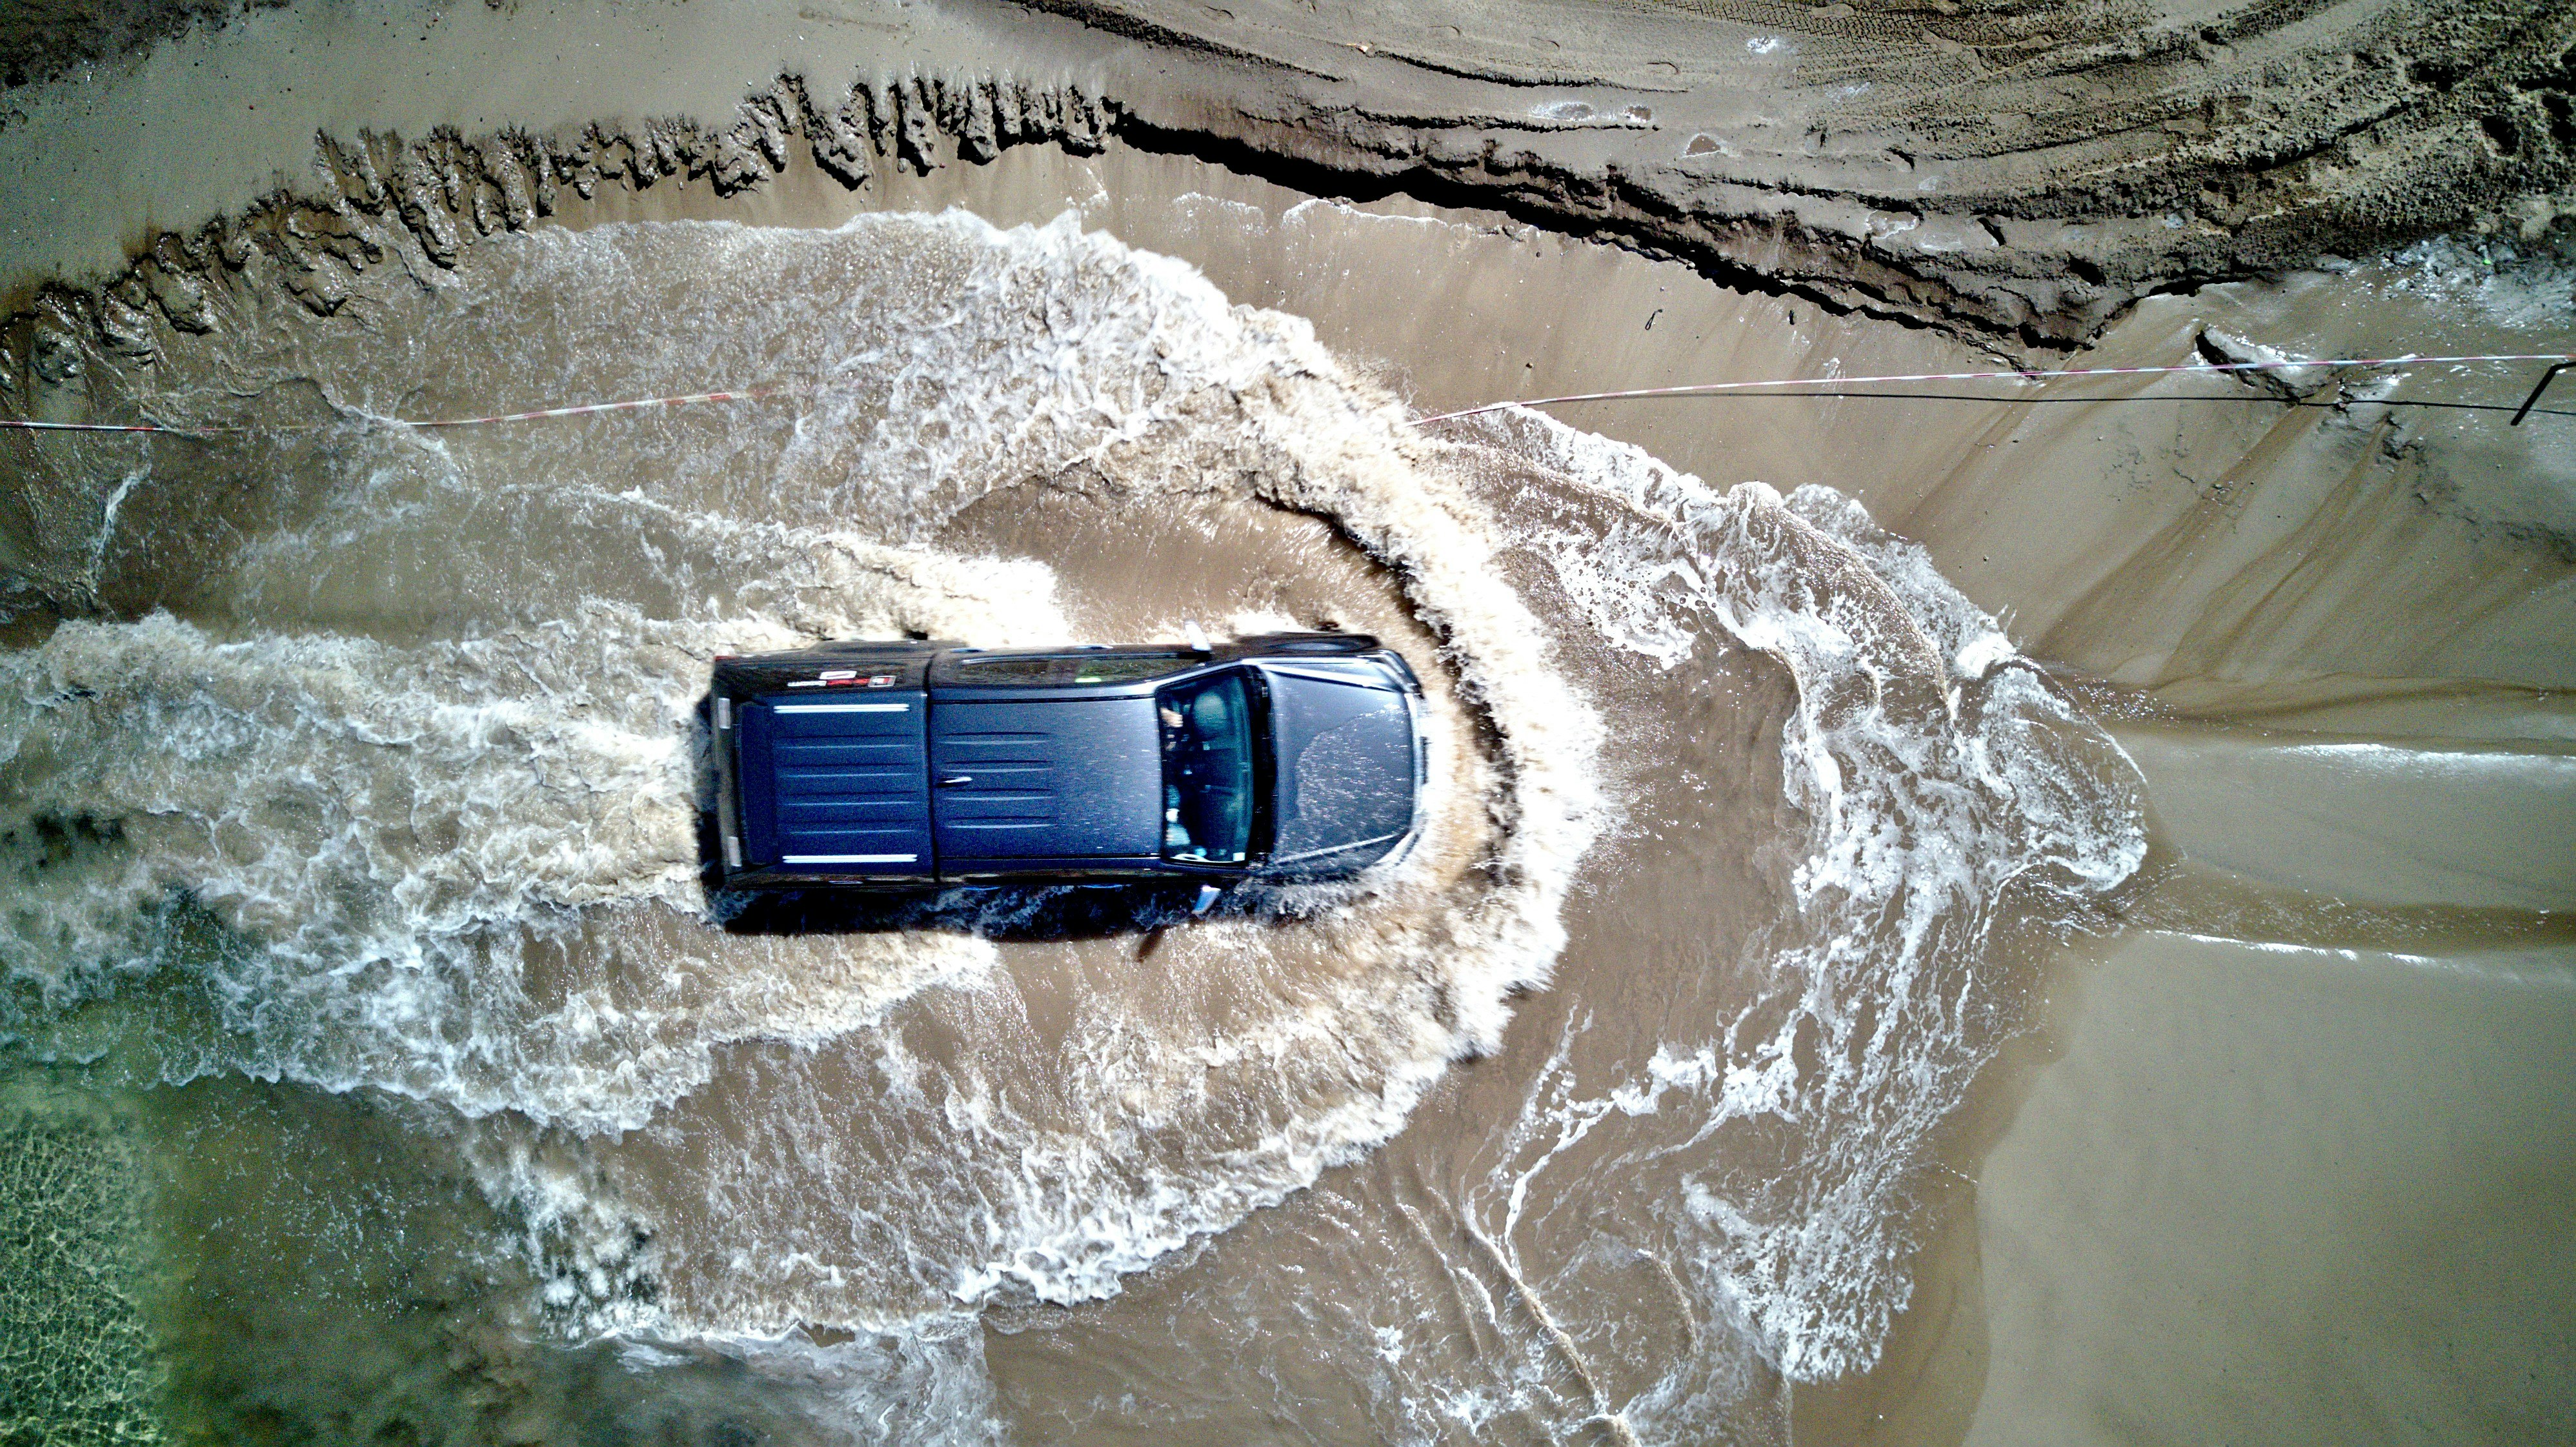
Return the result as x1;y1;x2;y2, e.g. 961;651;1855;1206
3;0;2573;359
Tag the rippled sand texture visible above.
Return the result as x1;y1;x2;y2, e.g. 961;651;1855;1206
0;1088;159;1444
5;0;2571;341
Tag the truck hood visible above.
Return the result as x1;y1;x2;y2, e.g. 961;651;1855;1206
1263;663;1418;864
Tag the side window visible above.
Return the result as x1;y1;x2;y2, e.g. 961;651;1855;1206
949;652;1200;685
1158;672;1256;864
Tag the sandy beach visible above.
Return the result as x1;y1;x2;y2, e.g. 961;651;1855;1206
0;2;2570;1442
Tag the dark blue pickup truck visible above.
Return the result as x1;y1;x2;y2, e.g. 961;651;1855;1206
709;634;1427;890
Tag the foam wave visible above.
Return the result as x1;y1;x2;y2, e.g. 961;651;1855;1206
476;214;1611;1338
1;203;2152;1441
1467;407;2148;1389
0;608;1003;1130
4;210;1608;1397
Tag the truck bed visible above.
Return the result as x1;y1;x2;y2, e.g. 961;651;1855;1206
734;691;932;877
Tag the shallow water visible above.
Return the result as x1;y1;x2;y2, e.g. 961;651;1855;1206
1;145;2569;1445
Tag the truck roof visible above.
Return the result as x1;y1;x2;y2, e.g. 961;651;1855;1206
931;694;1163;863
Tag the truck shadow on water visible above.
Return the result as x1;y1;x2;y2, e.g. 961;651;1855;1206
707;879;1221;946
696;807;1219;946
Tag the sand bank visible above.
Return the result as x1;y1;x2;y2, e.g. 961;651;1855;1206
4;0;2574;347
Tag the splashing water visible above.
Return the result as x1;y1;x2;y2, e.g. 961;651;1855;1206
0;208;2144;1442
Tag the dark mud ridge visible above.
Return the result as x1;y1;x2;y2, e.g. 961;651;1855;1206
0;0;283;88
9;72;1124;382
8;0;2576;365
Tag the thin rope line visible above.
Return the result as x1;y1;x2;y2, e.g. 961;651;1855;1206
404;383;801;429
0;383;803;436
0;418;223;435
1488;389;2576;418
1407;352;2576;425
5;351;2570;437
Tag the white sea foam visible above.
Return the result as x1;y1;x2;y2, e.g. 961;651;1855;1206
5;208;1613;1438
0;609;1005;1129
1464;407;2148;1393
4;201;2155;1442
569;212;1610;1330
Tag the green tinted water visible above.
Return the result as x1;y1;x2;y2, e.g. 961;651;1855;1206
0;1088;160;1447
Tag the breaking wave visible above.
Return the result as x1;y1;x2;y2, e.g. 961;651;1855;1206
0;206;2144;1439
1466;407;2146;1397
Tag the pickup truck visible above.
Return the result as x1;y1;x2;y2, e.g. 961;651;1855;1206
708;634;1428;890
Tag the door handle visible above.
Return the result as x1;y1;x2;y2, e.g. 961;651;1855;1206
937;774;974;787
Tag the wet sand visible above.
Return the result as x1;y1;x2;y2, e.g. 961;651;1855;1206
2;5;2573;1444
8;0;2574;338
1967;924;2576;1447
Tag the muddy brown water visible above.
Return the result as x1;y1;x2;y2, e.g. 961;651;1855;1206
0;140;2570;1446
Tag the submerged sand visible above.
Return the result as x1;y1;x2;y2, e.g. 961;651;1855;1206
0;3;2571;1444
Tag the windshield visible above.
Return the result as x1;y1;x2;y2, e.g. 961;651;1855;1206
1158;671;1258;864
